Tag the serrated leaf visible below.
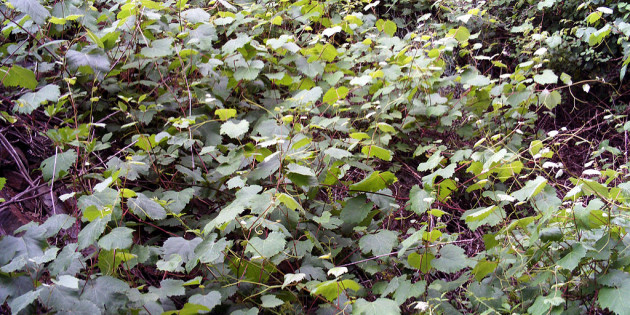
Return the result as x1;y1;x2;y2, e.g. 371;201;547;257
220;119;249;138
140;38;174;58
353;298;400;315
245;231;286;259
127;193;167;220
282;273;306;289
598;284;630;315
150;279;185;298
8;289;42;314
163;188;194;214
533;69;558;85
66;50;110;74
81;276;130;309
98;227;134;250
234;60;264;81
408;185;430;214
431;244;473;273
287;163;315;177
16;84;61;114
261;295;283;308
359;230;398;256
0;65;37;90
189;291;221;311
8;0;50;24
417;150;443;171
349;171;397;192
222;33;251;54
324;147;352;159
194;235;228;264
557;243;586;271
40;149;76;182
181;8;210;23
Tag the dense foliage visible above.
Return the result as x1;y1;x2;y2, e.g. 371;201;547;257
1;0;629;313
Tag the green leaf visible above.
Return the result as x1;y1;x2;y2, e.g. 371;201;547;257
312;279;361;302
181;8;210;23
220;119;249;139
215;108;237;121
127;193;167;220
40;149;77;182
464;205;498;223
8;0;50;24
598;284;630;315
511;176;548;202
245;231;286;259
0;177;5;191
189;291;221;311
353;298;400;315
194;235;228;264
0;65;37;90
539;89;562;109
163;188;194;214
8;289;42;314
451;26;470;42
408;252;434;273
98;227;134;250
340;195;373;225
322;86;349;105
472;259;498;281
431;244;473;273
234;60;264;81
66;50;110;74
383;20;397;37
350;171;397;192
557;243;586;271
417;150;443;171
408;185;430;215
16;84;61;114
222;33;251;54
150;279;185;298
361;145;393;161
533;69;558;85
276;193;303;211
539;227;563;242
261;295;283;308
359;230;398;256
140;38;174;58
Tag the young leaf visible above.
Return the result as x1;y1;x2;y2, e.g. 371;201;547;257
361;145;393;161
0;65;37;90
349;171;397;192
